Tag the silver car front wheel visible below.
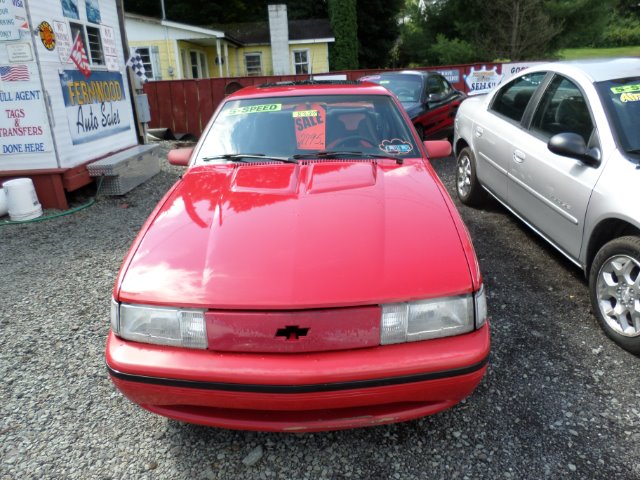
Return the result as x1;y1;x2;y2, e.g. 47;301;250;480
590;236;640;355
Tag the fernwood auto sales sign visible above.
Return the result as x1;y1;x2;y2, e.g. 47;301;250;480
59;69;131;145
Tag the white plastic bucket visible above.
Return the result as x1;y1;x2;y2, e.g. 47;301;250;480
4;178;42;221
0;188;7;217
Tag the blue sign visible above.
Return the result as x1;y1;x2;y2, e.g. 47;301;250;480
59;69;130;145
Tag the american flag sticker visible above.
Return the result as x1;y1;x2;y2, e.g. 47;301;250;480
0;65;30;82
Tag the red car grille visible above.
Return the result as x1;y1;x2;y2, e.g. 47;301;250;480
206;306;381;353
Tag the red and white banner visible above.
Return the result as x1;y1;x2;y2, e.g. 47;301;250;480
69;32;91;78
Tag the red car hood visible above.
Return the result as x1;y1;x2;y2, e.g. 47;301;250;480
117;160;474;309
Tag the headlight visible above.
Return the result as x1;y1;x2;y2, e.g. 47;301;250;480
475;284;488;328
111;302;207;349
110;297;120;333
381;286;487;345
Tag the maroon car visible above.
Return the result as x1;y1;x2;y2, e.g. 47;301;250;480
361;71;465;141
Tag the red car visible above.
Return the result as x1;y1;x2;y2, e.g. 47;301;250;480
106;81;489;432
360;71;465;141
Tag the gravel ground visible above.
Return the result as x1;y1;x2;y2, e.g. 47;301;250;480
2;144;640;479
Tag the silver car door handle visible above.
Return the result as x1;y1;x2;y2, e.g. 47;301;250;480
474;126;483;137
513;150;526;163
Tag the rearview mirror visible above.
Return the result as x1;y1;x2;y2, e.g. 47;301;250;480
167;147;194;166
423;140;452;159
548;133;600;167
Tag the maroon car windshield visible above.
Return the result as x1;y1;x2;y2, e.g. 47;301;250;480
363;75;423;103
196;95;420;162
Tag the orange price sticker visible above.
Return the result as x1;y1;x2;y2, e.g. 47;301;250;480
293;103;326;150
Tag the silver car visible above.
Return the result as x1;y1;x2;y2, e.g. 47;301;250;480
453;58;640;354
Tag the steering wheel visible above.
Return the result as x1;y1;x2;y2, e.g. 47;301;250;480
329;135;375;149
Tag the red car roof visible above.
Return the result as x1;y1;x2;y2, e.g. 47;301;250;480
227;81;393;100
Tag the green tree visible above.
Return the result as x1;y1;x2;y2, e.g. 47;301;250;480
480;0;563;60
397;0;615;65
328;0;359;69
286;0;328;20
356;0;404;68
546;0;612;48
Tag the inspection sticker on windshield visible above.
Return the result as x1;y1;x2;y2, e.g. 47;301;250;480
611;84;640;94
380;139;413;154
379;80;390;84
226;104;282;115
292;110;318;117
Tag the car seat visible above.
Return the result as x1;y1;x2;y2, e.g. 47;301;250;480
555;97;592;143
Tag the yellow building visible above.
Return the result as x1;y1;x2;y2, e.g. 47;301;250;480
124;5;334;81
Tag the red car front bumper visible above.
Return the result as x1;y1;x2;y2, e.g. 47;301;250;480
106;323;490;432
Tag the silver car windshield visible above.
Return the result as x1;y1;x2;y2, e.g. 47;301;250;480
196;94;420;163
596;77;640;154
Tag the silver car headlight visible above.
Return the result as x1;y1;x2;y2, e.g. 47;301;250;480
380;285;487;345
111;300;207;349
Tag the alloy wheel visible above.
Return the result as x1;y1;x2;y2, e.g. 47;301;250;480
457;154;472;198
596;254;640;337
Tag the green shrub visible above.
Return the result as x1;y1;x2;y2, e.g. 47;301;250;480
600;18;640;47
428;35;478;65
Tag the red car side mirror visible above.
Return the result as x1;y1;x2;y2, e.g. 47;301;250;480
423;140;452;159
167;147;194;166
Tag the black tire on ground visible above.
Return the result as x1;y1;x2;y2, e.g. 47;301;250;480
455;146;486;206
589;235;640;355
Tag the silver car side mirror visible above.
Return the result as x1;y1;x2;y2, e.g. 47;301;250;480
548;133;600;168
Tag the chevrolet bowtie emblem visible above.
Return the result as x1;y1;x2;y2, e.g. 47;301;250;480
275;325;309;340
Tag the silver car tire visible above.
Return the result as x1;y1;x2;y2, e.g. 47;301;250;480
589;236;640;355
456;147;485;206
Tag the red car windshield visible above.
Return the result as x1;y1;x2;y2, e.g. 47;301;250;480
196;94;420;162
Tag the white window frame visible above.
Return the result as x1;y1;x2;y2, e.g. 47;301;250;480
185;49;208;79
292;49;310;75
69;21;105;67
130;46;161;81
244;52;262;76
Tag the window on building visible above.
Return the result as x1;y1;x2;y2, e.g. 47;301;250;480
199;52;209;78
86;26;104;65
135;47;154;80
293;50;309;74
245;53;262;76
70;22;104;66
190;51;200;78
187;50;208;79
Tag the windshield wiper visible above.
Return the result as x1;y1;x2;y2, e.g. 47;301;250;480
202;153;298;164
291;150;404;165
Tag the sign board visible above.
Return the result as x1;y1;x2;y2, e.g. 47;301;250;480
6;42;32;62
0;0;19;41
53;20;73;63
464;66;503;95
437;69;461;84
100;25;119;71
59;69;131;145
0;64;53;154
500;62;544;84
